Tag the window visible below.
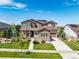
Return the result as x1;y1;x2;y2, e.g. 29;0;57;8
41;33;43;37
35;32;38;35
46;33;48;37
22;24;26;28
78;35;79;38
41;33;48;37
22;24;31;28
48;24;51;27
26;24;31;28
44;33;46;37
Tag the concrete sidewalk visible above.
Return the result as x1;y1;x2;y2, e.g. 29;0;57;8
0;58;48;59
51;38;79;59
0;48;79;53
28;38;34;50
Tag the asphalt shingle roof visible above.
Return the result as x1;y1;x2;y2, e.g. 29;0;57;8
0;22;10;29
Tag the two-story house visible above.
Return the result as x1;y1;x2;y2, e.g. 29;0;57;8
20;19;57;42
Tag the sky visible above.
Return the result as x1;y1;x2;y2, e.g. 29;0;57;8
0;0;79;26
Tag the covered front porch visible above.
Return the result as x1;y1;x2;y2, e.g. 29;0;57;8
23;31;38;38
21;30;52;42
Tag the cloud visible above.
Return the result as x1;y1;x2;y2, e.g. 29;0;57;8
64;0;79;6
0;0;27;9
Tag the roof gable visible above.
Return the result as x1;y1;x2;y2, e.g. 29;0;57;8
22;19;57;25
38;28;50;32
65;24;79;35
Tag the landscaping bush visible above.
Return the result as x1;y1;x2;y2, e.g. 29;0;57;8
16;37;20;42
26;51;32;54
76;40;79;44
26;40;30;44
11;37;20;42
33;40;40;44
11;37;16;42
41;40;46;43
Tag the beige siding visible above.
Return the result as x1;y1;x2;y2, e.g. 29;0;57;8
34;31;50;42
43;23;57;28
50;33;57;37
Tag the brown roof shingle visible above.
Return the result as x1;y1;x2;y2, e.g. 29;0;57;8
66;24;79;35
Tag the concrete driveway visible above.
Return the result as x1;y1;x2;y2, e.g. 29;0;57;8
51;38;79;59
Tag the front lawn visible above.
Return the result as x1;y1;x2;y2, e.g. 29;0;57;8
62;40;79;50
0;42;29;49
34;43;55;50
0;52;62;59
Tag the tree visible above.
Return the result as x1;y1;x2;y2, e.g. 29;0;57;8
19;39;26;53
58;27;66;39
11;24;17;37
16;25;21;36
6;27;12;38
0;30;4;38
5;24;17;38
19;32;26;54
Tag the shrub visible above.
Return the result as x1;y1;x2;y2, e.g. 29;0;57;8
11;37;20;42
11;37;16;42
26;40;30;44
76;40;79;44
28;40;31;42
41;40;46;43
26;51;32;54
33;40;40;44
16;37;20;42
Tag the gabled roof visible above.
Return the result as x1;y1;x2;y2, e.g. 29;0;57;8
65;24;79;35
20;27;57;32
38;28;50;32
22;19;57;25
0;22;10;29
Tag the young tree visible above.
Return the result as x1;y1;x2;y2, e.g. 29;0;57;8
58;27;66;39
19;39;26;53
6;27;12;38
11;24;17;37
0;30;4;38
19;32;26;54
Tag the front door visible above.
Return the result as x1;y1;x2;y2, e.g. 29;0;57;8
31;31;34;37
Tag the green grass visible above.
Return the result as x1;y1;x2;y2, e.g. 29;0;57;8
0;42;29;49
62;40;79;50
34;43;55;50
0;52;62;59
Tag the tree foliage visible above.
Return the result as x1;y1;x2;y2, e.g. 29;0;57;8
0;24;20;39
58;27;66;39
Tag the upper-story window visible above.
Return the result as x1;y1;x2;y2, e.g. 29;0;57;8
48;23;55;28
26;24;31;28
22;24;26;28
22;24;31;28
48;24;52;27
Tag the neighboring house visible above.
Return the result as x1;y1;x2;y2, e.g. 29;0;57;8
64;24;79;41
20;19;58;42
0;22;10;30
0;22;10;43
